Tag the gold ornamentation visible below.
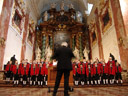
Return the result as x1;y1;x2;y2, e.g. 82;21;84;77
0;37;5;47
118;36;128;49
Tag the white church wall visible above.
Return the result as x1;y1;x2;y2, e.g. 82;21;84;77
3;25;22;65
102;25;121;63
92;42;100;60
25;43;33;61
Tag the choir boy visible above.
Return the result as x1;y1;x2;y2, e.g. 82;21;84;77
5;61;13;83
37;62;44;86
115;62;123;84
86;64;93;85
30;61;37;86
73;65;79;85
107;57;115;67
108;62;115;84
101;60;108;84
28;60;32;83
12;60;20;86
82;57;88;83
19;60;24;83
44;60;48;85
21;62;29;86
78;64;85;85
26;59;30;82
93;62;101;85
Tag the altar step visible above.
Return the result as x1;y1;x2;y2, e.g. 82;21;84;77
0;80;128;88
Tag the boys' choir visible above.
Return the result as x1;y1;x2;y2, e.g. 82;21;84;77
5;56;123;86
5;59;49;87
72;57;123;86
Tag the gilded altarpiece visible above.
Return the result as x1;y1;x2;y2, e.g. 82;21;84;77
36;8;87;59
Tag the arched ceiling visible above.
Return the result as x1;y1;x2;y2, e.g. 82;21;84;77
28;0;88;19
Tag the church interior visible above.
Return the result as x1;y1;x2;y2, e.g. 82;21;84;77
0;0;128;96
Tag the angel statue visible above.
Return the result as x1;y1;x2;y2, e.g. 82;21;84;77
69;3;74;9
44;11;48;21
51;3;56;9
83;46;90;60
73;47;80;60
45;46;52;62
60;1;65;10
35;46;41;60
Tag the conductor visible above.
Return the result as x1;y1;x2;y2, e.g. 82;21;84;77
52;42;75;96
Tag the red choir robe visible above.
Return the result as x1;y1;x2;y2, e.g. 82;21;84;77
86;67;93;77
30;66;38;76
82;62;88;68
73;67;79;75
12;65;20;75
78;67;85;75
21;65;29;75
107;60;116;67
36;65;44;75
101;64;108;74
93;65;101;75
5;64;13;72
115;65;122;73
108;66;116;75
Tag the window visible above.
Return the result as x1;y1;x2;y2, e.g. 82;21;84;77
14;10;22;28
0;0;4;15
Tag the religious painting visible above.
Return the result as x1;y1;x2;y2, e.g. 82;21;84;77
13;10;22;29
91;30;97;46
89;21;97;46
100;0;112;33
102;10;110;27
28;31;33;45
54;31;70;50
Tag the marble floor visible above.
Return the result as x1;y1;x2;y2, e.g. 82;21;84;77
0;86;128;96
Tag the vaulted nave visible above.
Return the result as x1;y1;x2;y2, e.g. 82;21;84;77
0;0;128;96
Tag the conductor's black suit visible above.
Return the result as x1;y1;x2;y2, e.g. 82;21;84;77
52;46;74;96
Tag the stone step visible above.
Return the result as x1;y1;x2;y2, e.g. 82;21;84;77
0;81;128;88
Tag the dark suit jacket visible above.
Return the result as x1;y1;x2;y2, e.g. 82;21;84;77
52;46;74;70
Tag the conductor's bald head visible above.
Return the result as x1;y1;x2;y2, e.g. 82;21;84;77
61;42;68;47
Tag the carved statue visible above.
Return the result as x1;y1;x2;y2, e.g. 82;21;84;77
73;47;80;60
69;3;74;9
51;3;56;9
71;15;75;19
35;46;41;60
45;46;52;62
50;15;54;19
60;1;65;10
76;11;82;22
44;11;48;21
83;47;90;60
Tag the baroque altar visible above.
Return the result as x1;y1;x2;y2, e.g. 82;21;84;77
35;2;88;60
